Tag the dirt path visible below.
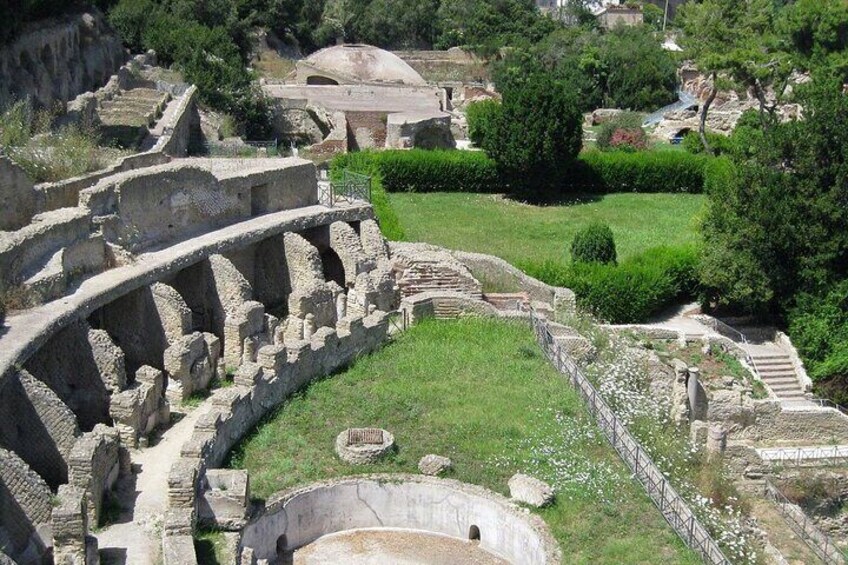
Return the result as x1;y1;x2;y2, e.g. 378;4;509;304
96;401;211;565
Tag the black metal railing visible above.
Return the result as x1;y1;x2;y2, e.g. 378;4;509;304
764;479;847;564
529;308;731;565
320;169;372;207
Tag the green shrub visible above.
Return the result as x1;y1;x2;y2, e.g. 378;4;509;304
522;245;700;323
332;149;709;197
377;150;499;193
332;150;499;194
570;151;709;193
466;99;502;150
571;223;617;265
487;72;583;200
596;112;647;153
788;281;848;402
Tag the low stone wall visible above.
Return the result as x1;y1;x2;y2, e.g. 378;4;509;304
35;86;199;213
0;448;52;562
163;311;390;563
241;475;560;563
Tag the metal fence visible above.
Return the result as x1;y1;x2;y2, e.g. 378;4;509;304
530;309;731;565
319;170;372;207
757;446;848;467
764;479;847;564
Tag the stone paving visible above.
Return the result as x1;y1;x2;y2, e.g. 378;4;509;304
96;401;211;564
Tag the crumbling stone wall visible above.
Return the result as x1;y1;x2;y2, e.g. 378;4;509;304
52;484;98;565
110;366;169;448
0;10;126;109
81;165;245;252
252;234;291;315
67;424;121;526
24;319;125;431
283;232;340;333
0;156;39;232
329;221;375;286
0;370;80;488
346;111;388;150
0;449;52;562
93;285;180;374
164;332;221;403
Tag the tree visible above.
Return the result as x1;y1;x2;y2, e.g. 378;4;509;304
699;79;848;314
435;0;556;53
597;25;678;110
354;0;439;49
677;0;792;153
465;99;502;150
485;72;583;200
779;0;848;81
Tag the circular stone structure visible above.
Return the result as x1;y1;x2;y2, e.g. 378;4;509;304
296;44;427;86
335;428;395;464
240;474;561;564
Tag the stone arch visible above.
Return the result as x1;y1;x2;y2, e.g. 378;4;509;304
306;75;339;86
0;370;80;489
24;319;125;431
469;524;481;541
320;247;346;289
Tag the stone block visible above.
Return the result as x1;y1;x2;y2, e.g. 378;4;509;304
508;473;554;507
198;469;250;530
418;454;452;476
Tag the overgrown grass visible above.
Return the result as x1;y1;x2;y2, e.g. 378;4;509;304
0;100;128;182
389;192;704;264
227;318;699;564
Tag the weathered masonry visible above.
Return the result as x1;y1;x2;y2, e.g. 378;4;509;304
0;156;398;563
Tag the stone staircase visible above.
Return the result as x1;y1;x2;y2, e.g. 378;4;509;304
98;87;171;148
433;298;462;319
748;348;808;403
396;262;482;300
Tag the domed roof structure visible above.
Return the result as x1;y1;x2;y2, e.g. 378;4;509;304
296;44;426;86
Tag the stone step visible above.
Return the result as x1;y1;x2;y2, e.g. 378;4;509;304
753;358;793;366
761;377;800;385
766;383;801;392
757;369;796;377
774;389;806;400
756;362;795;369
750;353;791;361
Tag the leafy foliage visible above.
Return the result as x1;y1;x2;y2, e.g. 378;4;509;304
699;80;848;315
465;99;502;150
486;72;583;200
524;246;700;323
108;0;272;138
596;112;647;152
571;223;617;265
494;23;679;113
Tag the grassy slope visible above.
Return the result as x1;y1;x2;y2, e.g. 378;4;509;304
389;192;704;264
229;319;699;564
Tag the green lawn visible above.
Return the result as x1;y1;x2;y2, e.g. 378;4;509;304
389;192;704;264
228;319;699;564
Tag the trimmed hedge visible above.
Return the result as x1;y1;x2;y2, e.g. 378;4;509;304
334;150;499;193
332;149;709;195
571;151;709;193
522;245;700;323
